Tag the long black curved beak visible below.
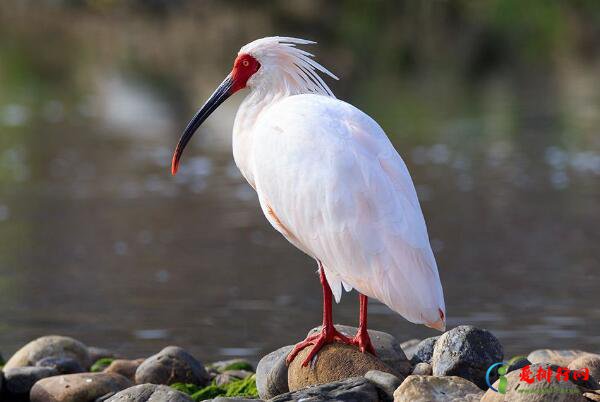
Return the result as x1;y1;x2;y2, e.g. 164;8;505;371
171;74;234;175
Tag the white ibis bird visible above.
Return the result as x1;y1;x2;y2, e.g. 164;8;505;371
171;37;446;367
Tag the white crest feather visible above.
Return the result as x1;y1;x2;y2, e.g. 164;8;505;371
239;36;338;97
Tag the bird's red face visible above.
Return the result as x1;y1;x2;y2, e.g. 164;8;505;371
171;53;261;175
231;53;261;92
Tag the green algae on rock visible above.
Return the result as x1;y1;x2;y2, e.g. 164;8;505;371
172;374;259;401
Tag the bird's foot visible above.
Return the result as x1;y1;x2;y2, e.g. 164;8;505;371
286;325;353;367
350;327;377;356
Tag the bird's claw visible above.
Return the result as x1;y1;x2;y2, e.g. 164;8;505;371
350;329;377;356
286;326;354;367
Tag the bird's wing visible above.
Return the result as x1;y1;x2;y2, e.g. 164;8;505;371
251;94;445;329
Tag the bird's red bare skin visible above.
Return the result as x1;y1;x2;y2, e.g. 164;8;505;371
351;294;377;355
286;265;354;366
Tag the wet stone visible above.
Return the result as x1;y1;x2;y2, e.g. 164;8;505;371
135;346;209;386
4;335;91;371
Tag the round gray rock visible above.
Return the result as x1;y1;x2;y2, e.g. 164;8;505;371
106;383;194;401
135;346;209;386
270;376;379;402
307;325;412;376
4;366;58;396
431;325;503;389
256;345;292;399
30;372;132;402
410;336;439;365
4;335;91;370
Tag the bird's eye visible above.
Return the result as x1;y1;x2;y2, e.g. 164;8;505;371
242;60;250;67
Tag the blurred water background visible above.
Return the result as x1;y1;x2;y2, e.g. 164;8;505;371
0;0;599;362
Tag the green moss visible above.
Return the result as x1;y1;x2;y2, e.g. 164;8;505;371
90;357;114;372
224;375;258;397
171;375;259;401
222;361;254;372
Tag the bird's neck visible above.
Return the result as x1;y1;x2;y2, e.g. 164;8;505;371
232;88;287;188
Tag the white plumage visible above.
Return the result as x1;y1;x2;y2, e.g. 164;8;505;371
230;37;446;330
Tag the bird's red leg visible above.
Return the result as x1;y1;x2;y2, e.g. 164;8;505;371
351;294;377;355
286;263;353;367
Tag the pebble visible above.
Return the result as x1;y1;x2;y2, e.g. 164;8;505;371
409;336;439;365
307;325;412;376
30;372;132;402
431;325;503;389
4;335;91;370
412;362;433;375
135;346;209;386
4;366;58;396
364;369;403;402
36;356;84;374
394;375;484;402
104;359;145;382
106;383;194;401
480;362;587;402
255;345;292;399
287;342;396;391
271;376;379;402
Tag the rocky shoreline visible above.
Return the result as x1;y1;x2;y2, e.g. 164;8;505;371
0;325;599;401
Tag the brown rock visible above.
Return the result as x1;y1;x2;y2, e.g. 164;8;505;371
568;354;600;383
104;359;145;381
393;375;483;402
307;325;412;376
287;342;396;391
30;372;132;402
4;336;90;370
